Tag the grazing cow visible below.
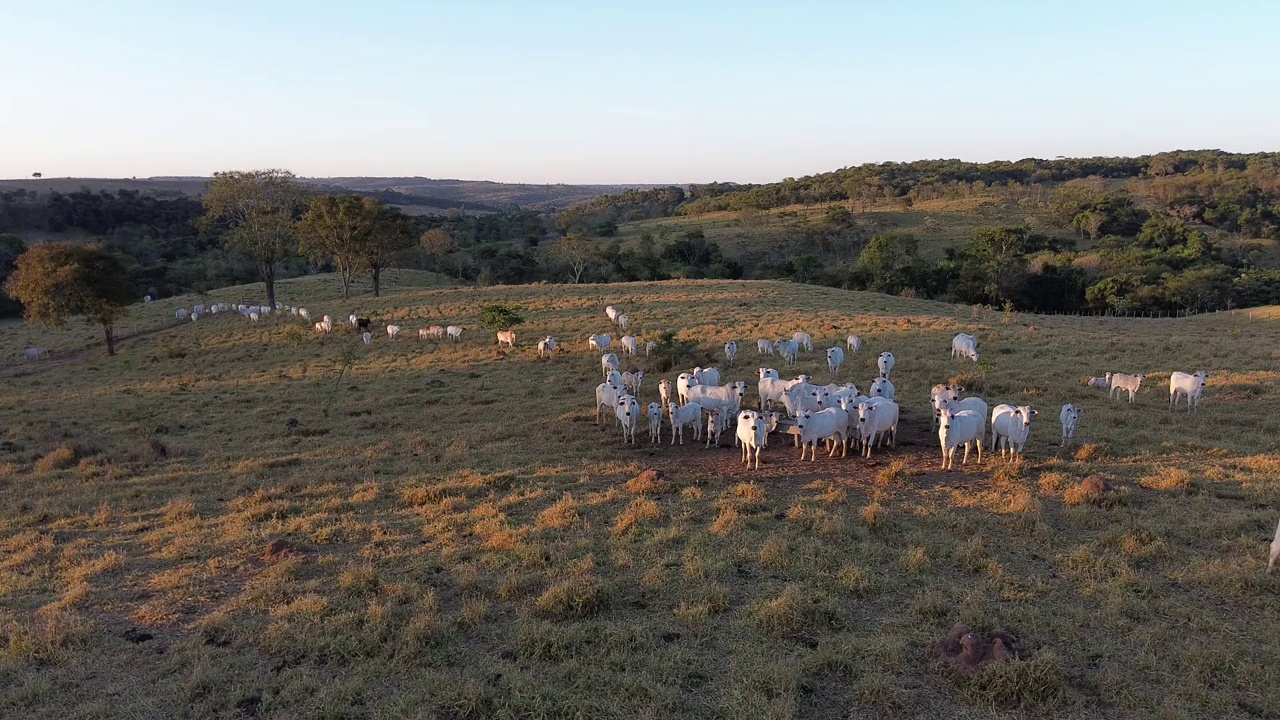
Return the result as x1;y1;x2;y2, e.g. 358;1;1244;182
930;384;963;428
792;332;814;352
692;367;721;386
349;314;359;328
363;332;373;344
668;402;703;445
315;320;332;334
686;381;748;418
737;410;766;469
446;325;463;340
588;334;612;352
190;311;201;322
795;409;847;461
605;305;619;323
418;328;431;340
290;307;299;316
387;325;402;339
938;408;984;471
846;335;862;353
951;333;979;362
647;402;663;443
991;404;1037;459
617;314;630;331
622;371;644;396
724;340;737;366
877;352;896;378
248;312;259;322
426;325;445;338
1059;404;1080;447
620;335;639;356
677;372;699;405
21;347;47;361
601;353;620;380
356;318;371;332
773;339;799;365
175;308;188;320
827;347;844;375
496;330;516;348
658;379;673;408
298;308;311;321
870;377;895;401
644;341;656;355
1109;373;1145;403
1086;373;1113;389
616;394;640;444
595;382;624;425
537;336;557;358
193;304;205;315
1268;516;1280;574
855;399;899;458
757;338;774;356
1169;370;1208;413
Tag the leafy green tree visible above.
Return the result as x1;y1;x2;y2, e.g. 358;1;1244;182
0;233;28;317
1164;266;1233;312
479;303;524;332
362;201;416;297
296;195;374;298
3;243;134;354
419;228;455;281
858;233;920;294
201;169;306;309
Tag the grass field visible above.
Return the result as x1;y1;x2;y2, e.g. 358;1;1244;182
1;275;1278;718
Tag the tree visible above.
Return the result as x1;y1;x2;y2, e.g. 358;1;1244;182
361;201;415;297
3;243;134;354
0;233;28;317
419;227;455;281
858;233;920;294
296;195;372;298
1073;210;1105;240
479;303;524;332
201;169;306;309
550;233;596;283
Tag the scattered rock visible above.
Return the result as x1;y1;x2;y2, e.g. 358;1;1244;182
1081;475;1111;496
933;623;1022;675
122;627;154;644
262;539;299;564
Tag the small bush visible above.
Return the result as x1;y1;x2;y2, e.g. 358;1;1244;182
479;303;524;332
1037;472;1067;495
647;330;702;373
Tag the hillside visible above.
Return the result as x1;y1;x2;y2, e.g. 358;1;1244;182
2;276;1278;718
0;176;667;211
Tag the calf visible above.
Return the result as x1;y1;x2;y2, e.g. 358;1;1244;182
362;332;373;344
426;325;445;338
792;331;814;352
622;371;644;396
1059;404;1080;447
601;353;620;380
668;402;703;445
878;351;895;378
757;338;774;356
647;402;663;443
658;379;673;407
620;335;639;356
705;409;726;448
827;347;844;375
846;334;862;353
1109;373;1145;403
990;404;1037;460
930;384;962;428
795;409;847;461
496;330;516;348
615;395;640;444
1169;370;1208;413
938;408;984;471
724;340;738;366
737;410;766;469
537;336;557;358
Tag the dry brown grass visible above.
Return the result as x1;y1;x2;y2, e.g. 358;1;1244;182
1;274;1278;718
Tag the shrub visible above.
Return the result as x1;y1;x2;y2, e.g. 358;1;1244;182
647;330;702;373
479;303;524;332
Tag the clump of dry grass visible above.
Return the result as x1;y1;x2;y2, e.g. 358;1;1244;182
1037;472;1067;495
758;533;789;567
612;498;661;536
1074;442;1107;463
751;584;806;637
535;575;608;619
836;565;874;596
535;493;580;530
961;651;1066;709
903;546;931;574
991;457;1027;485
722;482;766;510
859;501;885;529
0;608;91;663
953;536;989;573
1139;467;1192;493
709;506;744;536
876;459;913;486
623;470;671;495
34;444;78;473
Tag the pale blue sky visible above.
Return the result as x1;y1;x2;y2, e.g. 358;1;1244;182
2;1;1276;183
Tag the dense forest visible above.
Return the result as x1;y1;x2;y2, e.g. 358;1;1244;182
2;151;1280;319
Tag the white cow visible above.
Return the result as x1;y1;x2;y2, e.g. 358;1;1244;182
855;399;899;458
193;304;205;315
846;335;862;353
1059;404;1080;447
773;339;799;365
757;367;780;381
615;394;640;444
418;328;431;340
538;336;557;358
595;382;624;425
620;335;639;356
870;377;895;401
1169;370;1208;413
605;370;623;389
190;311;201;322
936;396;989;435
724;340;737;366
692;367;721;386
757;377;793;410
780;383;822;417
938;408;984;471
588;334;612;352
1109;373;1145;403
647;402;663;443
658;379;673;408
737;410;766;469
175;308;188;320
930;384;962;428
446;325;463;341
315;320;332;334
1086;373;1113;389
601;353;620;380
756;339;774;356
795;409;847;461
427;325;445;339
349;314;359;328
677;373;699;405
951;333;979;362
496;330;515;348
298;308;311;321
1269;516;1280;575
248;311;259;322
605;306;619;323
21;347;47;361
877;352;896;378
143;295;153;304
362;332;373;344
668;402;703;445
387;325;402;339
826;347;844;375
686;381;748;417
792;332;813;352
705;408;728;448
991;404;1037;459
622;371;644;396
617;314;630;331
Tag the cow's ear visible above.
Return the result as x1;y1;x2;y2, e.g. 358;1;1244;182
1031;409;1038;416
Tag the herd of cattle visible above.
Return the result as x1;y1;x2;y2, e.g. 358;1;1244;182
578;305;1212;474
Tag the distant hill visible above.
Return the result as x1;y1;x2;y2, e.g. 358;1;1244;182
0;176;669;212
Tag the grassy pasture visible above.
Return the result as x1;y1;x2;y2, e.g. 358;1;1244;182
1;275;1279;719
